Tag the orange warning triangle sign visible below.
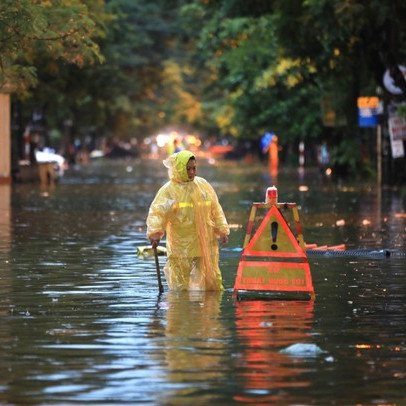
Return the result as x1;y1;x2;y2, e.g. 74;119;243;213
244;205;306;258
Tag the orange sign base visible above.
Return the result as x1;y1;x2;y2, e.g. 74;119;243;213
235;260;313;292
234;202;314;298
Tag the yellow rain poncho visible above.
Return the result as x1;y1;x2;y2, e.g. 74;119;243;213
146;151;230;291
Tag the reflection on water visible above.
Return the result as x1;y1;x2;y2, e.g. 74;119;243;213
150;291;228;405
0;158;405;405
0;185;10;252
233;300;314;405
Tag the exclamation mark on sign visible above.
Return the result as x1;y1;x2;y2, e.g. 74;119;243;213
271;221;278;250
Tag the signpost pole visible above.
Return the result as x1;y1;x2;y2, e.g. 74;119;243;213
377;124;382;187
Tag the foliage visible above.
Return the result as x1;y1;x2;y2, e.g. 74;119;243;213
187;0;406;175
186;2;323;144
5;0;406;178
0;0;105;91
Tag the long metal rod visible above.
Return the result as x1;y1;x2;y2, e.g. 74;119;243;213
153;246;164;294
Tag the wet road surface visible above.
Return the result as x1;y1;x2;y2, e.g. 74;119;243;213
0;157;405;405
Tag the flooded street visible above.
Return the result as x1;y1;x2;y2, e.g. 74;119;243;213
0;157;405;405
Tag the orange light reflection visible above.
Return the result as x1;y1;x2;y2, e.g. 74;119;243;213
233;299;315;404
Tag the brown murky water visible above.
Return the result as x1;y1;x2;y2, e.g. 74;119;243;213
0;157;405;405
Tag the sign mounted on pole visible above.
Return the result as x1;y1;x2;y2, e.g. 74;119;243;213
358;97;379;127
383;65;406;95
388;105;406;158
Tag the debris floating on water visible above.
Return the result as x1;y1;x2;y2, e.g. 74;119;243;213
280;343;326;357
137;245;167;258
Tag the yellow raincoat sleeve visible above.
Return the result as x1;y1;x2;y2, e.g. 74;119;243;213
146;182;174;240
200;178;229;237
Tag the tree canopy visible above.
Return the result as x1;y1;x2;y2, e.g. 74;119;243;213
0;0;105;90
3;0;406;176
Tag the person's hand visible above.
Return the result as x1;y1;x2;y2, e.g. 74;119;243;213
149;233;161;248
219;233;229;245
150;239;159;248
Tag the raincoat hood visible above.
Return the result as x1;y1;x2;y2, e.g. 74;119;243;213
163;150;195;182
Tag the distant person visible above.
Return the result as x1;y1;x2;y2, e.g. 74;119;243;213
173;138;182;153
263;135;279;176
146;150;230;291
317;142;330;172
167;138;183;156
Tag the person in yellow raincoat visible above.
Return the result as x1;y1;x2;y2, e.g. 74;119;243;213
146;150;230;291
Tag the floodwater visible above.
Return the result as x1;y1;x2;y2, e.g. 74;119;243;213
0;157;405;405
